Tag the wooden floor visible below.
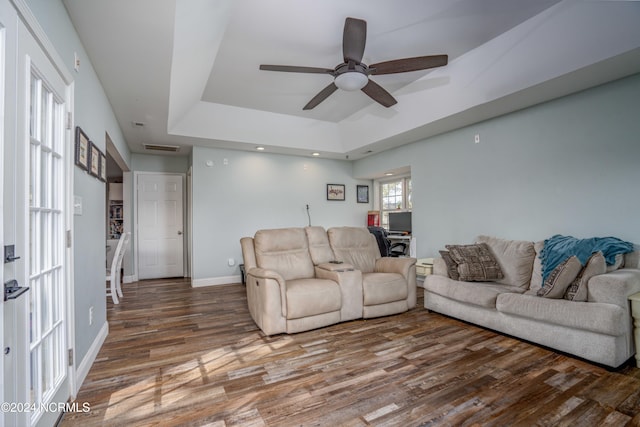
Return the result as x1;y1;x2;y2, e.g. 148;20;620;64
61;278;640;427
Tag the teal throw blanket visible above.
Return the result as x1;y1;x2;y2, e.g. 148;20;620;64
540;234;634;283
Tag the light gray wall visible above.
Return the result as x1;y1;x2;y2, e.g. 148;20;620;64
25;0;131;367
354;73;640;258
191;146;373;281
131;153;189;174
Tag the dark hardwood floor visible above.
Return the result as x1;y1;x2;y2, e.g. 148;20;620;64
61;278;640;426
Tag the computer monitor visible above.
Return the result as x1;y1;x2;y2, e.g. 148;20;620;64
388;211;412;234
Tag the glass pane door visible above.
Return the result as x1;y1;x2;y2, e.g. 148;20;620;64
28;70;66;423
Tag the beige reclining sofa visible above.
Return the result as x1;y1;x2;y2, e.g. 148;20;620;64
240;226;416;335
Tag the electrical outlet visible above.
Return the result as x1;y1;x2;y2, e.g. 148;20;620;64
228;258;235;267
74;52;80;72
89;306;94;325
474;134;480;144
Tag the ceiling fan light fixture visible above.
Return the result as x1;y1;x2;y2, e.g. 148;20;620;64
335;71;368;91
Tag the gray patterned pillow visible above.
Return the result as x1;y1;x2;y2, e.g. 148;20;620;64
564;252;606;301
537;255;582;298
445;243;503;282
439;250;460;280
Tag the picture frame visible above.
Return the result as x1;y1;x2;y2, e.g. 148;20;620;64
89;142;100;178
74;126;90;171
327;184;345;201
99;152;107;182
357;185;369;203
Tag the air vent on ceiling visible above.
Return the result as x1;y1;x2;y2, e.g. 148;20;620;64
143;144;180;152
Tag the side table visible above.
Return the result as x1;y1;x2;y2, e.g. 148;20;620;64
630;292;640;368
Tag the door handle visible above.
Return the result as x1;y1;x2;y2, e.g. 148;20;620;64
177;231;183;235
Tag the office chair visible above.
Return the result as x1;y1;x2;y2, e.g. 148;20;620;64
367;226;407;257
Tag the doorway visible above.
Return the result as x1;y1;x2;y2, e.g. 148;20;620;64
136;173;185;280
3;5;75;425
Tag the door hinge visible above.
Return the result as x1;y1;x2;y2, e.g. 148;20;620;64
68;349;73;366
67;112;73;130
66;230;72;248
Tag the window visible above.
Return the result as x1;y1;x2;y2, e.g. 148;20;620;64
380;177;411;229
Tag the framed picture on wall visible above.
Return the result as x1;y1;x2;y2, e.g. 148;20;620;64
74;126;90;171
89;142;100;178
357;185;369;203
99;152;107;182
327;184;345;201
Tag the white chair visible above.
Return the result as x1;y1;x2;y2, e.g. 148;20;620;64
107;232;130;304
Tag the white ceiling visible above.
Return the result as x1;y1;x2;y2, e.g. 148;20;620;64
62;0;640;160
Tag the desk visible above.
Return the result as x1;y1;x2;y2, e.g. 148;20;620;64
630;292;640;367
387;235;415;257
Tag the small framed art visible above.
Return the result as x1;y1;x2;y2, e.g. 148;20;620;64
75;126;90;170
357;185;369;203
89;142;100;178
99;152;107;182
327;184;345;201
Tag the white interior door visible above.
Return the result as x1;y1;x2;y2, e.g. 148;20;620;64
9;17;71;427
137;173;184;279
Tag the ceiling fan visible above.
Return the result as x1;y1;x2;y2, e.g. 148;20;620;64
259;17;448;110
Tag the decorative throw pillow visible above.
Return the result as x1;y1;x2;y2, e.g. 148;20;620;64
445;243;503;282
537;255;582;298
564;252;606;301
439;250;460;280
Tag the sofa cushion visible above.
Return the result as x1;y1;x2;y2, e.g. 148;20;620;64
424;275;524;308
305;226;335;265
362;273;407;305
537;256;581;299
605;253;624;273
564;252;606;301
496;293;626;336
286;278;341;319
439;250;460;280
445;243;503;282
476;235;535;289
328;227;379;273
625;250;640;269
254;228;315;281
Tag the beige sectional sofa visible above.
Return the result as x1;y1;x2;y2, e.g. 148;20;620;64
240;226;416;335
424;235;640;367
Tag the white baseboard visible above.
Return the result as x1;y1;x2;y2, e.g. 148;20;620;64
74;321;108;396
123;274;137;284
191;275;241;287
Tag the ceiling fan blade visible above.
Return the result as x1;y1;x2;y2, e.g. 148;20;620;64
361;80;397;108
260;64;334;74
369;55;448;75
303;83;338;110
343;17;367;64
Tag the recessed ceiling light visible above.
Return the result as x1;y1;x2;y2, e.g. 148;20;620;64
256;146;265;151
312;152;320;156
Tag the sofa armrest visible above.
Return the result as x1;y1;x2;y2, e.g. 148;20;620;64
315;266;363;321
433;257;449;277
246;267;287;317
374;257;416;278
587;268;640;308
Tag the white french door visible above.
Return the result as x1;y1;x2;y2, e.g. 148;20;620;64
18;20;71;427
137;173;184;279
1;2;73;426
27;64;67;426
